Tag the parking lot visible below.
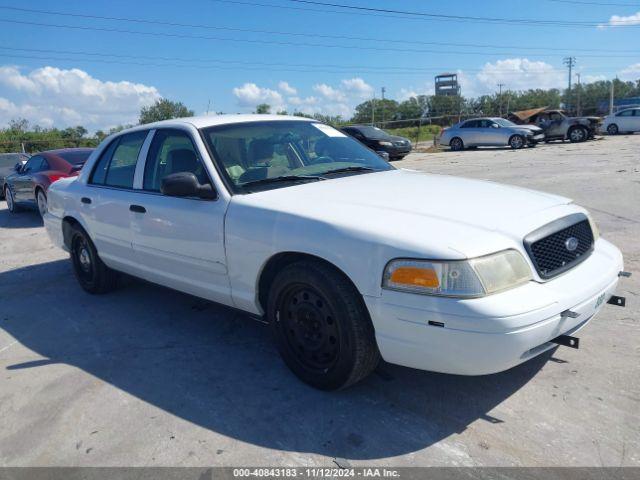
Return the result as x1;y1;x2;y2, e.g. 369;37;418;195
0;134;638;467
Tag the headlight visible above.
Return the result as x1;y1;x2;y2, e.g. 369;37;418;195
382;250;532;298
586;212;600;240
378;141;393;146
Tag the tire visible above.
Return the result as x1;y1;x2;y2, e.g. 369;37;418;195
449;137;464;151
5;186;18;212
607;124;619;135
509;134;525;150
568;126;587;143
69;224;118;294
36;189;47;218
268;260;380;390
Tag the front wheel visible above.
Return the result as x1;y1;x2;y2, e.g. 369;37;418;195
5;186;18;212
509;135;525;149
268;260;380;390
70;225;118;294
607;124;619;135
569;126;587;143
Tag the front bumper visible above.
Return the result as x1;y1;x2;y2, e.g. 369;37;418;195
364;238;624;375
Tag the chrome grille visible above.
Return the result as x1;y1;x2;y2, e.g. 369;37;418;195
524;214;594;279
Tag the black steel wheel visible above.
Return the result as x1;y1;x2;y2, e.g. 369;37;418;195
268;260;379;390
70;225;118;294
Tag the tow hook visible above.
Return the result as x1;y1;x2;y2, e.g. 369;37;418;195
607;295;626;307
551;334;580;349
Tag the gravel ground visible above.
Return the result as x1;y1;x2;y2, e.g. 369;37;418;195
0;134;638;467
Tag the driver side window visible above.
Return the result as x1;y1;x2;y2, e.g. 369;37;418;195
22;155;43;173
143;129;209;192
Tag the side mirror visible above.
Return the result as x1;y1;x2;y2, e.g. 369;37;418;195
491;124;500;128
376;151;390;161
14;162;22;172
160;172;216;199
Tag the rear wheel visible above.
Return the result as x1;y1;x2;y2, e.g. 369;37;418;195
449;137;464;151
509;134;525;149
607;124;619;135
268;260;379;390
70;225;118;294
36;189;47;218
568;126;587;143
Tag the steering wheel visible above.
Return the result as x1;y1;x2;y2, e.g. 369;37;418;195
307;155;333;166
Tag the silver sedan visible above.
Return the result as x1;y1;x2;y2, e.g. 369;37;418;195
440;117;545;151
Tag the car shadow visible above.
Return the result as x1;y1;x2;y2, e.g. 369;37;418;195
0;259;554;460
0;203;43;228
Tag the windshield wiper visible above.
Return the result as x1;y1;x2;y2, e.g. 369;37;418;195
321;166;377;176
241;175;324;190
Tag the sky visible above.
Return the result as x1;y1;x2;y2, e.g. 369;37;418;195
0;0;639;131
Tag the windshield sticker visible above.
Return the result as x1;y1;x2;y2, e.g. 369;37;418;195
312;123;347;137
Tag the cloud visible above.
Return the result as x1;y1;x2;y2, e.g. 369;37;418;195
471;59;565;96
340;78;374;98
599;11;640;28
0;65;160;131
232;82;285;112
313;83;346;102
278;81;297;95
618;63;640;81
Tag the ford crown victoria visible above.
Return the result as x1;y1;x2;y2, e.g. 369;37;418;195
44;115;627;390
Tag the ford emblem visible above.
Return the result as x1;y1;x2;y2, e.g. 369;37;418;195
565;237;579;252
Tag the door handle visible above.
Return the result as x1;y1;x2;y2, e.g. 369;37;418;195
129;204;146;213
81;197;92;204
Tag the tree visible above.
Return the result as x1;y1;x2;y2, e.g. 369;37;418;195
255;103;271;114
139;98;194;124
351;99;399;124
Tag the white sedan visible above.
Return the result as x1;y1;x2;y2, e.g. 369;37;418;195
602;107;640;135
44;115;627;390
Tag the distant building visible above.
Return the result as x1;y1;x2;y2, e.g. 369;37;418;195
597;96;640;114
435;73;461;97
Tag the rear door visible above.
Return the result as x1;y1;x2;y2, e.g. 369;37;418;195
632;109;640;132
460;120;480;145
128;128;232;305
83;130;150;273
615;109;635;131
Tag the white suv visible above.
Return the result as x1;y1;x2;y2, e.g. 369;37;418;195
44;115;626;389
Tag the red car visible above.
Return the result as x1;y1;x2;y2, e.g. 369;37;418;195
3;148;94;217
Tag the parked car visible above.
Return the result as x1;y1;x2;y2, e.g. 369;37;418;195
341;125;412;160
440;117;544;151
601;107;640;135
510;108;601;143
44;115;626;390
0;152;30;199
3;148;93;217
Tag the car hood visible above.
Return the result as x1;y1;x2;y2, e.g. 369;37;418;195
233;169;574;258
389;135;411;143
513;124;543;133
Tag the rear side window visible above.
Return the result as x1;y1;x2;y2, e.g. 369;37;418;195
143;129;208;192
90;131;147;189
617;110;634;117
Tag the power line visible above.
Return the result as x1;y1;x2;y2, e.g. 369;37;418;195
4;5;640;54
0;46;618;75
209;0;638;27
1;17;639;59
283;0;632;26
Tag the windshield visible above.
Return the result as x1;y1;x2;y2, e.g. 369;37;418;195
58;150;93;166
493;118;517;127
201;121;393;193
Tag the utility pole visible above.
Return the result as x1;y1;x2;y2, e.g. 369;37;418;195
381;86;386;125
575;73;581;116
563;57;576;113
497;83;505;116
609;79;615;115
371;92;376;125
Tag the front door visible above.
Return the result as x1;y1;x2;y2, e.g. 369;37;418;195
129;128;232;306
12;155;42;203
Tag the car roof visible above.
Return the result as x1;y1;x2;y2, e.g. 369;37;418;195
39;147;94;156
122;114;316;133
